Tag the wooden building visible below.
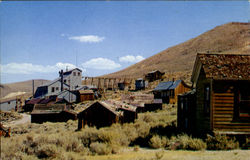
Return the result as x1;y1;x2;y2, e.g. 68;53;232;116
186;53;250;135
153;80;191;104
135;78;146;90
177;90;196;133
77;101;121;129
31;104;77;123
145;70;164;82
79;90;95;102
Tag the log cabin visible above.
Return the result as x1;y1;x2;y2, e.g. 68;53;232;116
185;53;250;135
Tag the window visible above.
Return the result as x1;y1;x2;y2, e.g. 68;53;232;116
56;87;59;91
170;89;175;98
204;85;210;115
237;87;250;119
73;72;76;76
78;72;80;76
51;87;55;92
64;79;66;83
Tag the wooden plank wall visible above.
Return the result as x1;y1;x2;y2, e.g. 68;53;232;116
213;93;250;132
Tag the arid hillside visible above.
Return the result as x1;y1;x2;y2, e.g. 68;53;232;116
103;22;250;79
0;79;50;99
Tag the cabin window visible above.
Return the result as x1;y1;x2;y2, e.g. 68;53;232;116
8;101;11;104
56;87;59;91
204;85;210;115
78;72;80;76
64;79;66;83
237;87;250;119
51;87;55;92
73;72;76;76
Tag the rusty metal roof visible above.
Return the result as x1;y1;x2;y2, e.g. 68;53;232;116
79;90;94;94
31;104;66;114
197;53;250;80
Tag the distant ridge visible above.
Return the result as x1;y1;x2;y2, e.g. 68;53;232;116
0;79;50;99
103;22;250;80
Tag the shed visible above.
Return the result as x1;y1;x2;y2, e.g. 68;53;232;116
145;70;164;82
177;89;196;133
153;80;191;104
79;90;94;102
31;104;77;123
23;98;43;112
189;53;250;135
77;101;121;129
135;78;145;90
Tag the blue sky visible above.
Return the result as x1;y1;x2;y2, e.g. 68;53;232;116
0;1;248;84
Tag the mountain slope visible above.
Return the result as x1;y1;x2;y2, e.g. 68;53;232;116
0;79;50;99
104;22;250;79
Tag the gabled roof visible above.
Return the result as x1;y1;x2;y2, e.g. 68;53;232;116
78;101;120;116
191;53;250;85
31;104;66;114
26;98;43;105
63;68;82;75
169;80;182;89
154;81;173;91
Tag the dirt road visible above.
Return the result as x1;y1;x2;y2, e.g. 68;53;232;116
5;113;31;127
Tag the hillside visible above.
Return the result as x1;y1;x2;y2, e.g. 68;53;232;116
103;22;250;80
0;79;50;99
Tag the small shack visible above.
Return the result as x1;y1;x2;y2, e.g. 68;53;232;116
153;80;191;104
77;101;121;129
187;53;250;135
23;98;43;112
135;78;146;90
79;90;95;102
145;70;164;82
177;90;196;133
31;104;77;123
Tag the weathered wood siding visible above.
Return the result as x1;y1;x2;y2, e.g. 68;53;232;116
80;94;94;102
212;81;250;133
169;82;191;104
195;69;211;133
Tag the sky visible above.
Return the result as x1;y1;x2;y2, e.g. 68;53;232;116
0;1;249;84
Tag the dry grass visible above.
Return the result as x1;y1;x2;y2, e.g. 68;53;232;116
0;110;23;123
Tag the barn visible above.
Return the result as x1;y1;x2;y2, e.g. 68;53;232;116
180;53;250;135
145;70;164;82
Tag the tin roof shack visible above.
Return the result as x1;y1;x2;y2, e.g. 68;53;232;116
23;98;43;112
154;80;191;104
177;90;196;133
31;104;77;123
145;70;164;82
0;99;17;111
135;78;146;90
190;53;250;135
77;101;121;130
79;90;95;102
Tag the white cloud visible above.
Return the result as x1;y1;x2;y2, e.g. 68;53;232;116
119;55;145;63
0;62;85;74
82;58;121;70
68;35;105;43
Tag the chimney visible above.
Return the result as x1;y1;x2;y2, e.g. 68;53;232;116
59;70;64;91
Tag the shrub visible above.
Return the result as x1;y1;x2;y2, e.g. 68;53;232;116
90;142;112;155
149;135;167;149
206;134;239;150
167;134;206;150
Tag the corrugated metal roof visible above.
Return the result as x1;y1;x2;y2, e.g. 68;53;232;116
26;98;43;105
31;104;66;114
154;80;183;91
154;81;173;91
169;80;182;89
198;53;250;80
79;90;94;94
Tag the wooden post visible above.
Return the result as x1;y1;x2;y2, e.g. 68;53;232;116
91;77;93;85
